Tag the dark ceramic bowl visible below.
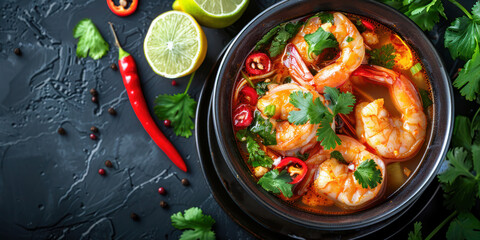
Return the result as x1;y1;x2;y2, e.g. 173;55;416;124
212;0;453;230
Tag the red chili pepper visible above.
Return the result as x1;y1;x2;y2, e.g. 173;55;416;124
245;52;271;75
109;23;187;172
233;104;254;129
239;86;258;106
107;0;138;17
275;157;308;184
361;19;375;31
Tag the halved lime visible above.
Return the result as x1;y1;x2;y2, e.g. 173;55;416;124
144;11;207;79
173;0;249;28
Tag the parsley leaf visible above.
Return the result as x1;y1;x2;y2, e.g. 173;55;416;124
452;116;473;150
446;212;480;240
288;91;327;125
256;81;272;96
254;25;280;51
317;12;334;25
249;111;277;146
444;2;480;61
269;22;303;57
379;0;446;31
324;87;356;116
437;148;472;185
367;44;396;69
73;19;109;60
171;207;215;240
419;88;433;109
316;118;340;150
330;150;347;164
257;169;294;198
354;159;383;189
453;46;480;101
407;222;423;240
304;27;339;59
154;74;197;138
236;130;273;168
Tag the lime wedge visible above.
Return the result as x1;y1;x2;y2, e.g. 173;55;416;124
173;0;249;28
144;11;207;79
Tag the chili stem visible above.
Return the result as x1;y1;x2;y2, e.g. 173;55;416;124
184;72;195;94
448;0;472;19
425;211;458;240
108;22;122;48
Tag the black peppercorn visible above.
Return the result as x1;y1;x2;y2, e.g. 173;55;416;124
110;63;118;71
108;107;117;116
181;178;189;186
57;127;66;135
89;88;98;96
130;212;140;221
14;48;22;56
105;160;113;168
90;126;99;133
160;201;168;208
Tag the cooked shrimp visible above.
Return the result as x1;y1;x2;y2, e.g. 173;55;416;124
257;83;321;156
352;65;427;159
312;135;386;208
283;12;365;93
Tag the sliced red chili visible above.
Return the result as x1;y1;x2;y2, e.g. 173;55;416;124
275;157;308;184
239;86;258;106
361;19;375;31
245;53;271;75
107;0;138;17
233;104;254;129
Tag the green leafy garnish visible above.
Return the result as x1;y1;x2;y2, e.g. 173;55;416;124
236;130;273;168
307;12;335;25
249;111;277;145
419;88;433;109
330;150;347;164
453;46;480;101
264;104;276;117
73;19;109;60
444;2;480;61
257;169;294;198
354;159;383;189
256;81;272;96
407;222;423;240
295;152;310;161
410;62;423;75
304;27;339;59
367;44;396;69
446;212;480;240
288;87;355;149
268;22;303;57
346;36;354;42
379;0;446;31
254;25;281;51
171;207;215;240
154;74;197;138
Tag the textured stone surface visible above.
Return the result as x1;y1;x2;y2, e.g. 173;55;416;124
0;0;474;239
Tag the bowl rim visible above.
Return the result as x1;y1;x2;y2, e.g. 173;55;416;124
212;0;454;230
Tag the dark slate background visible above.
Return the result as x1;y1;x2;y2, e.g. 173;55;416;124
0;0;476;239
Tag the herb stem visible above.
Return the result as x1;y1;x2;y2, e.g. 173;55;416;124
241;71;255;88
425;211;458;240
448;0;472;19
184;72;195;94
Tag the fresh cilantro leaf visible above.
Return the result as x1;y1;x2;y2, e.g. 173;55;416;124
407;222;423;240
317;12;334;25
304;27;339;59
446;212;480;240
249;111;277;145
323;87;356;116
444;2;480;61
438;148;472;185
236;130;273;168
295;152;310;161
264;104;276;117
442;176;478;212
453;46;480;101
419;88;433;109
452;116;473;150
288;91;328;125
380;0;446;31
257;169;294;198
269;22;302;57
367;44;396;69
171;207;215;240
472;107;480;133
316;118;340;150
256;81;272;96
154;93;196;138
73;19;109;60
255;25;280;51
330;150;347;164
354;159;383;189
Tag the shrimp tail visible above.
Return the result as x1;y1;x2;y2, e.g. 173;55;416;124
352;65;395;85
283;43;314;87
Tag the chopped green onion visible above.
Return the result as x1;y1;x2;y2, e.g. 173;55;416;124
264;104;276;117
410;63;422;75
241;71;255;88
